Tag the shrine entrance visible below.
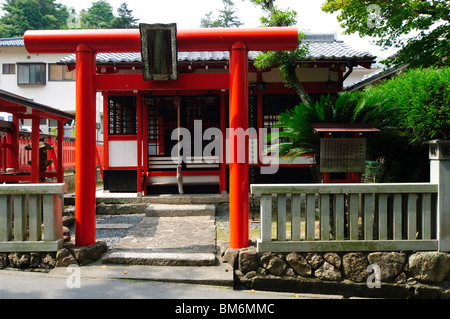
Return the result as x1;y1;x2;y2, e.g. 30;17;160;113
24;26;298;249
144;94;221;194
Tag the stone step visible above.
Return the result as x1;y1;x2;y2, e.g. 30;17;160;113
145;204;215;217
65;193;229;206
101;250;217;267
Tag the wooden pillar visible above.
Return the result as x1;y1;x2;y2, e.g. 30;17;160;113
219;91;227;194
429;139;450;252
31;115;40;183
229;42;249;249
57;120;64;183
74;43;97;247
137;94;143;195
8;115;20;170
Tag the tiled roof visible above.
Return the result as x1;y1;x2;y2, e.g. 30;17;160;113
0;37;25;46
59;43;374;65
344;64;408;91
306;41;374;60
0;34;376;63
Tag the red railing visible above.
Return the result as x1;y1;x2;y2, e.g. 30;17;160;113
0;131;104;176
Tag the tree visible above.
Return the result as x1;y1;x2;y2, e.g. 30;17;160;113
248;0;310;105
111;2;139;29
80;0;115;29
365;66;450;145
200;0;243;28
321;0;450;68
0;0;70;37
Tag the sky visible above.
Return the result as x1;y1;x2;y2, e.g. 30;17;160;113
10;0;400;61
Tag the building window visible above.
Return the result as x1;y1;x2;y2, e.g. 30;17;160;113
17;63;46;85
2;64;16;74
109;96;137;135
262;94;300;129
48;64;76;81
262;94;301;147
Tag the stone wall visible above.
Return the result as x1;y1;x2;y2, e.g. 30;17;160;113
0;241;107;271
220;243;450;299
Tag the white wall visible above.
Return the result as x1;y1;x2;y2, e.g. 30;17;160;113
0;46;76;112
0;45;103;140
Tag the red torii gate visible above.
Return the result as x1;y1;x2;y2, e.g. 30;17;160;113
24;27;298;249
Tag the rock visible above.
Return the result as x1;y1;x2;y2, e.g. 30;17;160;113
221;247;239;268
63;226;71;242
235;269;244;277
265;255;287;276
286;252;312;277
56;248;77;267
8;253;30;268
62;215;75;227
87;241;107;261
286;268;296;278
257;267;267;276
259;252;272;268
238;248;259;274
41;253;56;269
244;271;257;279
315;261;342;281
0;253;8;269
367;252;406;282
324;253;341;269
30;253;42;268
306;253;324;269
395;272;407;284
70;247;88;263
343;253;368;283
408;252;450;283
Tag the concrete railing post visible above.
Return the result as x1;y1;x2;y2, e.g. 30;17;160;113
429;139;450;251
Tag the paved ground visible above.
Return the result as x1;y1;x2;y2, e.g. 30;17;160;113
115;216;216;253
65;190;234;284
0;270;346;300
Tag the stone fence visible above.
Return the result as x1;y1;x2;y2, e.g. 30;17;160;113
221;244;450;298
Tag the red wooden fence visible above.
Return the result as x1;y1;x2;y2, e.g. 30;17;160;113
0;131;103;176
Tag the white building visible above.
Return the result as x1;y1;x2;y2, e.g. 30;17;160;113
0;37;103;138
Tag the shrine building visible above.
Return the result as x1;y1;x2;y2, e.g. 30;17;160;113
57;32;376;195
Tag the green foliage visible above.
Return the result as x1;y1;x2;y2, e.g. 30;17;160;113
321;0;450;68
365;67;450;145
110;3;139;29
0;0;70;37
272;67;449;182
200;0;243;28
0;0;140;34
270;91;402;159
248;0;311;105
80;0;114;29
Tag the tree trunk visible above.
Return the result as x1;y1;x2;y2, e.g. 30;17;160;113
285;64;310;105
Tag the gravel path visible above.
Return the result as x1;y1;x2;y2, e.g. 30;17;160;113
68;214;146;248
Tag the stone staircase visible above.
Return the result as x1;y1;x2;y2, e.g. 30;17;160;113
99;197;223;267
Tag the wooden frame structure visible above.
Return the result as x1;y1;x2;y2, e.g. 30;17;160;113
0;89;74;183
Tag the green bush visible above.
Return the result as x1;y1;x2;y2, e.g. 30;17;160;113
365;67;450;145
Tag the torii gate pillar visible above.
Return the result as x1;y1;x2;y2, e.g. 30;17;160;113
24;27;298;248
74;44;97;246
229;42;249;248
